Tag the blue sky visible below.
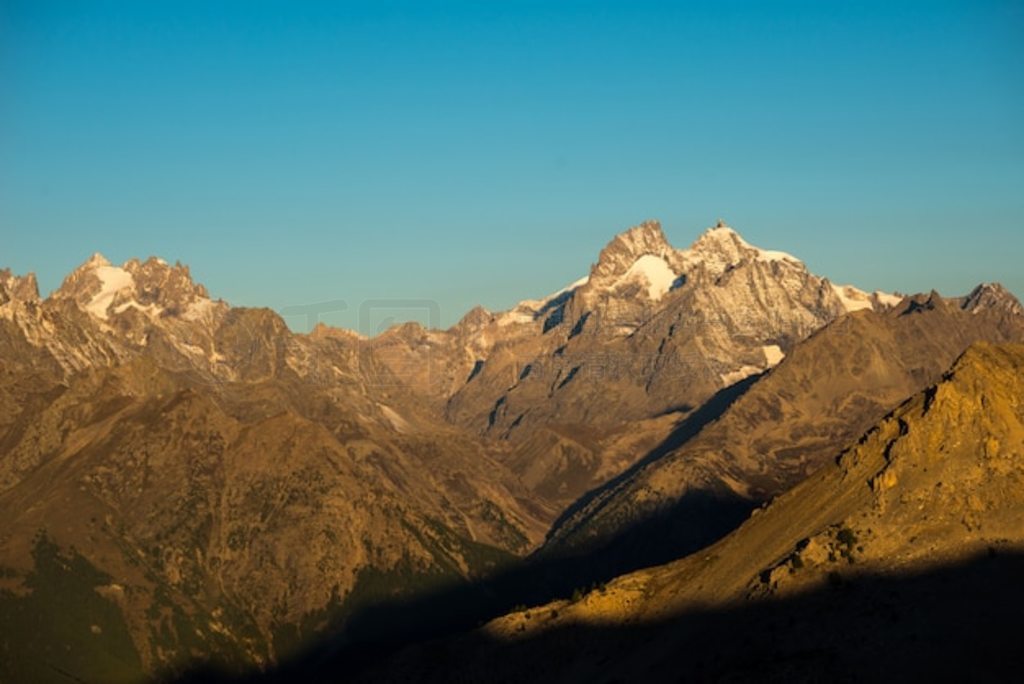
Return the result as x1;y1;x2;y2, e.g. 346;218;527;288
2;1;1022;331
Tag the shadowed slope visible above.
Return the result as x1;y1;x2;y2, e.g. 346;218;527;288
543;295;1024;563
352;342;1024;682
355;553;1024;683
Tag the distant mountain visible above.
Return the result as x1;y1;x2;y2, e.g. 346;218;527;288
360;343;1024;682
0;256;550;680
541;287;1024;572
0;219;1020;681
440;220;901;508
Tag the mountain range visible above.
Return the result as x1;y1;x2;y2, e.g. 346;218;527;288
1;220;1022;682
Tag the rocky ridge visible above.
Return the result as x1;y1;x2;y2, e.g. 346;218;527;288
542;289;1024;563
359;342;1024;683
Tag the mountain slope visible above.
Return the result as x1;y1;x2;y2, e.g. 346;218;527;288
542;289;1024;566
0;356;551;678
0;260;556;679
361;342;1024;682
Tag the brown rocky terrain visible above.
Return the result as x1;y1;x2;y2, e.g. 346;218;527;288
543;287;1024;570
0;257;551;680
357;342;1024;682
1;220;1020;682
0;357;551;681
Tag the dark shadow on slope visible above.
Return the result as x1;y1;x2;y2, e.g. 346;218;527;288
179;552;1024;683
545;487;757;579
546;370;765;541
173;374;768;684
355;550;1024;683
172;488;757;684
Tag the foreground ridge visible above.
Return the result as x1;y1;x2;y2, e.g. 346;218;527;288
357;343;1024;682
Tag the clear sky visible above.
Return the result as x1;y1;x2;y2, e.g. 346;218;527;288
2;1;1022;331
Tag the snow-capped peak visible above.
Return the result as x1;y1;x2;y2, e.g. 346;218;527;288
480;218;912;338
83;252;112;269
700;221;740;240
55;253;218;322
684;220;803;274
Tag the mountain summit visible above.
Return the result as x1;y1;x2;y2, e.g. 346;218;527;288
962;282;1024;317
589;219;675;280
0;219;1020;682
54;253;213;321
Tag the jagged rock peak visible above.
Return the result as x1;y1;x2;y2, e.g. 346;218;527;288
54;253;213;320
590;220;674;279
0;269;40;305
454;305;493;331
962;282;1024;317
83;252;112;269
687;221;748;267
901;289;952;315
54;252;113;294
377;319;428;339
123;256;211;306
685;219;803;273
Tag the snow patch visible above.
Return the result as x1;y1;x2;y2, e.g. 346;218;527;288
874;291;902;308
86;267;134;319
501;276;589;325
762;344;785;366
618;254;677;300
720;365;762;386
755;249;802;264
533;276;589;307
730;230;802;264
112;301;163;317
566;275;590;290
831;283;873;313
495;309;535;327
